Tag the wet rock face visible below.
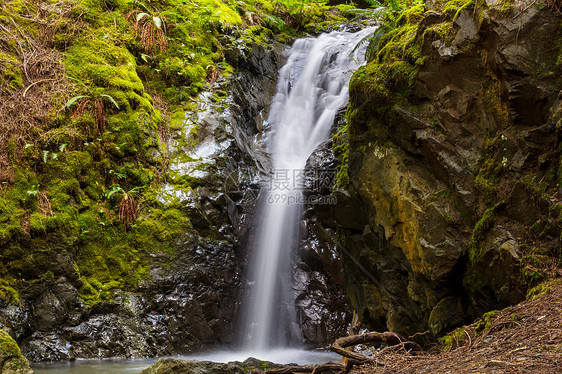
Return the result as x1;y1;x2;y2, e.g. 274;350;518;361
0;40;286;361
2;36;353;360
295;135;353;346
340;1;562;337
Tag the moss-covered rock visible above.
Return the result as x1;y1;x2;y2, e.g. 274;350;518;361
140;358;244;374
0;0;356;360
428;296;464;336
0;329;33;374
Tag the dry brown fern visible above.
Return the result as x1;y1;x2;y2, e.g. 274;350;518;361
118;193;137;227
126;10;167;54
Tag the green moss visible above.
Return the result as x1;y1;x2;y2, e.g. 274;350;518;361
65;39;152;112
439;326;468;351
521;259;549;285
424;20;456;43
474;134;509;198
0;170;40;245
483;81;511;131
469;205;497;262
333;121;350;188
254;0;346;34
0;329;18;355
442;0;475;21
0;0;345;308
0;52;23;92
481;50;511;131
498;0;515;13
519;245;557;286
0;152;188;307
6;0;25;13
240;25;274;48
0;279;20;304
474;309;499;332
348;2;425;117
0;329;30;370
526;279;557;300
521;173;561;205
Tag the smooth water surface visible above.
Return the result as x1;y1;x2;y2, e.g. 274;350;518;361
184;348;340;365
31;358;156;374
31;349;340;373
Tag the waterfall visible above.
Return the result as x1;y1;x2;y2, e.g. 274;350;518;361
241;27;376;351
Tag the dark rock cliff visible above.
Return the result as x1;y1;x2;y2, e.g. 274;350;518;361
337;0;562;338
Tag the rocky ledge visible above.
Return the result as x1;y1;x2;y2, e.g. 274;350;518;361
139;357;287;374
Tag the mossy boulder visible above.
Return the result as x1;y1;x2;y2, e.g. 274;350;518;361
0;329;33;374
140;358;244;374
140;357;285;374
428;296;464;336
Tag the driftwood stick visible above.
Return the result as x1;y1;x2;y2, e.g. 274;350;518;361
264;331;421;374
331;331;422;363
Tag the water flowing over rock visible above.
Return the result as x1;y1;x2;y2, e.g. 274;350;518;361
239;27;376;350
1;29;365;360
1;39;287;361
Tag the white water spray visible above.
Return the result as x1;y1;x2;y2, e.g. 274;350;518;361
241;27;376;352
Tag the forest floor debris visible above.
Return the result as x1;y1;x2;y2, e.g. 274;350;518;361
352;279;562;373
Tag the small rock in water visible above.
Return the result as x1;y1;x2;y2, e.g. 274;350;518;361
139;357;286;374
139;358;244;374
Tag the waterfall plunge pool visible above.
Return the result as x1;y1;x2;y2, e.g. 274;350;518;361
31;349;341;373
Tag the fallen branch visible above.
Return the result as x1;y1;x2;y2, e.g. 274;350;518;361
341;311;361;367
263;331;423;374
331;331;422;364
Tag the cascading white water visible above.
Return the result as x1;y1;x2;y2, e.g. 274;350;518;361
241;27;377;352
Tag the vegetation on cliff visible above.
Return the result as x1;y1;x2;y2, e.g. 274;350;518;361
0;0;359;310
1;0;560;365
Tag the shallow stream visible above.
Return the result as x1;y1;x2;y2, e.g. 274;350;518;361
31;349;340;373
